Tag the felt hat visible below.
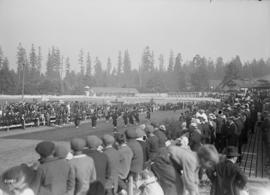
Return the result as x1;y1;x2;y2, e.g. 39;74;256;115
35;141;55;158
71;138;86;151
144;124;155;134
86;135;103;149
223;146;240;157
54;145;69;159
102;134;115;146
136;127;146;138
125;128;138;139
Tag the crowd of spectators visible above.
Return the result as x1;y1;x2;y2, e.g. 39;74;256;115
0;90;269;195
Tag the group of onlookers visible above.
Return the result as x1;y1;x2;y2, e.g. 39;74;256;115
1;91;268;195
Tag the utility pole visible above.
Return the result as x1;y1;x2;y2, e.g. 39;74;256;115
22;63;25;101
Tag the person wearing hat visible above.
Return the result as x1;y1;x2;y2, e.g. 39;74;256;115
125;129;144;180
102;134;121;195
225;116;238;147
91;111;98;129
207;146;247;195
69;138;96;195
145;124;160;160
154;125;168;148
34;141;75;195
54;144;71;160
114;133;133;194
189;123;202;152
122;109;129;127
168;144;220;195
215;111;226;152
84;135;110;188
136;126;150;168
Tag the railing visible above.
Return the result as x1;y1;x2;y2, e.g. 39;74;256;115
0;116;57;131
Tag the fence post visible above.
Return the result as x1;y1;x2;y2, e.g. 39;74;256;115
128;175;133;195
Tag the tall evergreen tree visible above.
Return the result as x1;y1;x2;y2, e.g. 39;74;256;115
174;53;182;73
86;52;91;76
65;57;71;76
0;57;16;94
107;57;112;75
29;44;37;71
37;46;42;73
94;57;102;76
79;49;84;75
123;50;131;73
46;50;52;77
167;51;174;72
16;43;28;74
0;46;3;69
117;51;122;75
141;46;154;72
54;48;61;79
158;54;164;72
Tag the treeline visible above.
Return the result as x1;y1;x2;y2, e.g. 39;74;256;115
0;44;270;95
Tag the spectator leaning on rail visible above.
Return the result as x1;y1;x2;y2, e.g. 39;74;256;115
206;146;247;195
168;144;220;195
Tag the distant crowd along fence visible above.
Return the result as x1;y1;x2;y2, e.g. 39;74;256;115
0;115;58;131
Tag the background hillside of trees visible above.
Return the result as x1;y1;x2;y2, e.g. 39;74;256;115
0;44;270;95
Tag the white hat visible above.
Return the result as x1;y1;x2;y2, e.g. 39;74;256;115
159;125;166;131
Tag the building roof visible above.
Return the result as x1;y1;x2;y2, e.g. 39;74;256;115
91;87;139;94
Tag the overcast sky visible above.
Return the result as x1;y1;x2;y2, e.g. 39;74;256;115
0;0;269;71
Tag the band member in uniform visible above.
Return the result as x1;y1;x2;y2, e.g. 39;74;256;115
91;111;98;129
123;109;128;127
112;111;118;129
128;109;134;125
74;101;81;128
134;107;140;124
146;107;151;120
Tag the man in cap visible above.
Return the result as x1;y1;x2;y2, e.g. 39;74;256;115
84;135;110;187
69;138;96;195
207;146;247;195
102;134;121;195
114;133;133;194
34;141;74;195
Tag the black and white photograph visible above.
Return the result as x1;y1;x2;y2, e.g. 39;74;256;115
0;0;270;194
